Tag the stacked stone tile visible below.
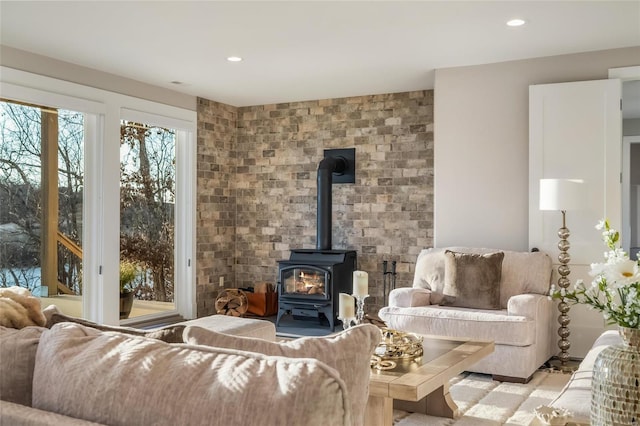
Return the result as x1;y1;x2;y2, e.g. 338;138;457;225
196;98;237;316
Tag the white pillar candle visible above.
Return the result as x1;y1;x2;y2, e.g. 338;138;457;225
339;293;355;318
353;270;368;296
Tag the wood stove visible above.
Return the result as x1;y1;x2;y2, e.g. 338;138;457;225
276;250;356;330
276;149;357;330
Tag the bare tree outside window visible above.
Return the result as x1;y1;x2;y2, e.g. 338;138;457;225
0;101;83;294
120;121;175;303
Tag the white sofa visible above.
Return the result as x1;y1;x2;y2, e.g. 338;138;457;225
378;247;556;382
548;329;622;425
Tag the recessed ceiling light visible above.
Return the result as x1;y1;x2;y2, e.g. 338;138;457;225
170;81;184;85
227;56;243;62
507;19;526;27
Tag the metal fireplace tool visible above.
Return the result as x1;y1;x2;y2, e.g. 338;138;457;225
382;260;397;306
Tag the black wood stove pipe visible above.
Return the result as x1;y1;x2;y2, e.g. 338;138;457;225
316;156;347;250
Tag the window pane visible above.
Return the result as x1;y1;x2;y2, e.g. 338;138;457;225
120;120;175;319
0;100;84;317
57;110;84;296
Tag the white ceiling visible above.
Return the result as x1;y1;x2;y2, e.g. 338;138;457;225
1;1;639;107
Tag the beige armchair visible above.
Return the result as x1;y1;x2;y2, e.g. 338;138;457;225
378;247;555;382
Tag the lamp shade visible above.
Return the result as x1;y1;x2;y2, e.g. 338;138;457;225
539;179;585;211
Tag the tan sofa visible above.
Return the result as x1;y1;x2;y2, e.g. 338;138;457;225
378;247;555;382
0;317;380;426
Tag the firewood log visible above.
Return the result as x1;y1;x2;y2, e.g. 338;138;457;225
215;289;248;316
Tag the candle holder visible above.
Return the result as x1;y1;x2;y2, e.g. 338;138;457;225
354;294;369;325
339;316;356;330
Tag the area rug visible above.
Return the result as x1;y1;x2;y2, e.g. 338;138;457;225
393;370;571;426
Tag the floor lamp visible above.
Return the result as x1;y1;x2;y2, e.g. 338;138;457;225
539;178;584;372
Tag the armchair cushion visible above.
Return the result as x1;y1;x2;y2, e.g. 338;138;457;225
379;305;535;346
442;250;504;309
388;287;431;308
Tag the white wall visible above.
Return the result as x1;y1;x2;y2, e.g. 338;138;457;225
434;46;640;357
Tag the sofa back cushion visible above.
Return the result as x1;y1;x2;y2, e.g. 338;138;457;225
43;305;185;343
413;247;552;308
499;250;553;305
183;324;381;426
32;323;352;426
412;248;447;304
0;326;46;406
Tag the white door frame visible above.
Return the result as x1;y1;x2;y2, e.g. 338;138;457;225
610;66;640;255
622;136;640;254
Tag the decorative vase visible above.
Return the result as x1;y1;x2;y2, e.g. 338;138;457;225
119;290;134;319
591;326;640;425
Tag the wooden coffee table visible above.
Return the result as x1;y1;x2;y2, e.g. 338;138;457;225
366;334;494;426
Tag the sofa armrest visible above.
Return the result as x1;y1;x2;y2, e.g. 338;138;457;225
388;287;431;308
508;293;555;368
507;293;552;319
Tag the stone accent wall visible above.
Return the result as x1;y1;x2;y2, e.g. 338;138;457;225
235;91;434;312
196;91;434;315
196;98;238;317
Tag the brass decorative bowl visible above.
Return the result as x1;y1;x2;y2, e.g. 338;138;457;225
371;328;423;370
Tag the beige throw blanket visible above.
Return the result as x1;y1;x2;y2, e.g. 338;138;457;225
0;286;46;328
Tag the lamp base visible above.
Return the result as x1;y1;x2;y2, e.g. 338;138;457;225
555;212;573;372
547;357;579;374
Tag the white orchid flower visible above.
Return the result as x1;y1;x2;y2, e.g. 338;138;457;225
603;260;640;289
589;262;608;277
